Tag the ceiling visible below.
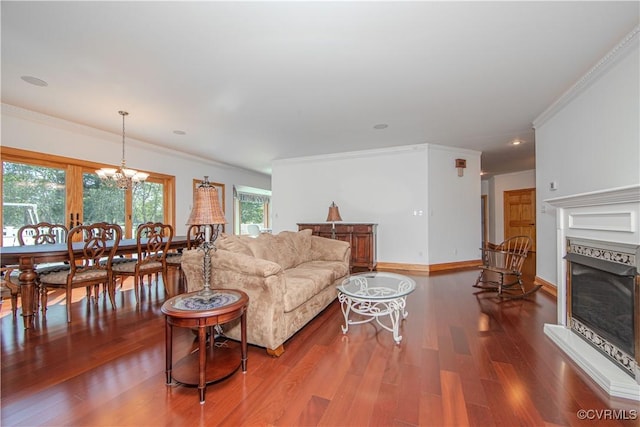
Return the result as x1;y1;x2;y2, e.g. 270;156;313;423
2;2;638;178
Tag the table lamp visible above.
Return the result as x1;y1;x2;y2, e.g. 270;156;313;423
326;201;342;239
186;176;227;296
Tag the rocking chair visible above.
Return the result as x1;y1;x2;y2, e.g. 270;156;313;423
474;236;540;298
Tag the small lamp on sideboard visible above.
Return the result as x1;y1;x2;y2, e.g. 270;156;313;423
326;201;342;239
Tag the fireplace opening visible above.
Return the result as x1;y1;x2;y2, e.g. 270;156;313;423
566;252;638;377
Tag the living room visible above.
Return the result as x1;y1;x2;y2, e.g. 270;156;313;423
1;1;639;425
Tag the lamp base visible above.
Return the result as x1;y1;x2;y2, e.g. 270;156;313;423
198;241;215;296
198;286;215;297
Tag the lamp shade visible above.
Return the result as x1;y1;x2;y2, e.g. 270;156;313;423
326;201;342;222
187;177;227;225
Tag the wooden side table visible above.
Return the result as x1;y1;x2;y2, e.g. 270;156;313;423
161;289;249;404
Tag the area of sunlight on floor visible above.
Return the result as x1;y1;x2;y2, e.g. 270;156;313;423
0;276;145;320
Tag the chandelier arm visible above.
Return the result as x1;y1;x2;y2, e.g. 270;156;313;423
96;110;146;190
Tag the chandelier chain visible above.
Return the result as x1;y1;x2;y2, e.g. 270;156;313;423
120;110;128;166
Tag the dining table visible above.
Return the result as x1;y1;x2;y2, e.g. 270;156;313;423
1;235;189;329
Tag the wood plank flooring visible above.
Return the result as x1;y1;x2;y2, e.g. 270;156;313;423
1;269;639;426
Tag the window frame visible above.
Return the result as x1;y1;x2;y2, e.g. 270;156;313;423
1;146;175;244
233;190;271;235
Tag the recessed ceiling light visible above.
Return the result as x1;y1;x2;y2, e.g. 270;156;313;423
373;124;388;130
20;75;48;87
173;130;186;135
512;140;522;146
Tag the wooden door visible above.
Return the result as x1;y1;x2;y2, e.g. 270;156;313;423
504;188;536;278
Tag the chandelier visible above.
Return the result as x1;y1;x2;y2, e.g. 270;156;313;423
96;110;149;190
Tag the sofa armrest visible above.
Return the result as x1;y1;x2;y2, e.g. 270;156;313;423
181;248;283;290
213;249;283;278
310;235;351;264
181;248;288;350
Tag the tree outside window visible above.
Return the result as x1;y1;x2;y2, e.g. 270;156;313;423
234;186;271;235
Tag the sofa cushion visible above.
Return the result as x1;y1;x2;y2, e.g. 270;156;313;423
216;233;253;255
283;276;316;313
246;232;296;270
283;265;335;312
296;260;350;282
278;229;313;265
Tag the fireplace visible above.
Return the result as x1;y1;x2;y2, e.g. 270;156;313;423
544;185;640;401
565;240;639;378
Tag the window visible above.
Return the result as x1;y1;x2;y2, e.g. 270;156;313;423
82;171;126;229
132;179;165;233
1;147;175;245
233;186;271;235
2;162;66;246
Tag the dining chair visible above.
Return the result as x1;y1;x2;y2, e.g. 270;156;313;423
18;222;68;246
165;224;212;270
5;222;71;314
17;222;69;276
111;222;173;303
38;222;122;323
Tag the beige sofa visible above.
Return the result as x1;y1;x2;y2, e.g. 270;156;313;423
181;229;350;356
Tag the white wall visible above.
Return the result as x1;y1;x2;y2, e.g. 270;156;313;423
272;143;481;266
486;170;535;243
1;104;271;234
534;29;640;286
481;180;489;196
427;144;482;264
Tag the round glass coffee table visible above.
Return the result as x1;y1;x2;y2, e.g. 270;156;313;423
337;272;416;344
161;289;249;404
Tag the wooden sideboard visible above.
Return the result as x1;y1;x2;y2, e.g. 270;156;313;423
297;223;377;271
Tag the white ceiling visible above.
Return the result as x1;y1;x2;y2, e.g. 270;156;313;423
2;1;638;178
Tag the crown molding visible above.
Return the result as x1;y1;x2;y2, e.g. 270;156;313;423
272;143;429;166
273;142;480;167
426;143;481;157
533;25;639;129
1;103;269;177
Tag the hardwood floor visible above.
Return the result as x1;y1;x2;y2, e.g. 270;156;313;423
2;269;638;426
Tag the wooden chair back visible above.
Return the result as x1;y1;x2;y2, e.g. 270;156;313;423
186;224;213;249
18;222;68;246
487;235;532;273
68;223;122;273
136;222;174;266
89;222;123;240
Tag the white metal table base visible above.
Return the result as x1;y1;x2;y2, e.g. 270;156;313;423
338;292;409;344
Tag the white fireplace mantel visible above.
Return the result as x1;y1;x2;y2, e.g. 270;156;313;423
544;184;640;401
544;184;640;209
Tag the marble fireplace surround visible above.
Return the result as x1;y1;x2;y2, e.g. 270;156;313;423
544;184;640;401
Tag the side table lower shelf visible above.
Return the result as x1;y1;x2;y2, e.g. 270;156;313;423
171;339;242;386
161;289;249;404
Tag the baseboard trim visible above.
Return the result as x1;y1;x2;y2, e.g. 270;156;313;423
376;262;430;273
535;276;557;297
376;260;482;274
429;259;482;272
